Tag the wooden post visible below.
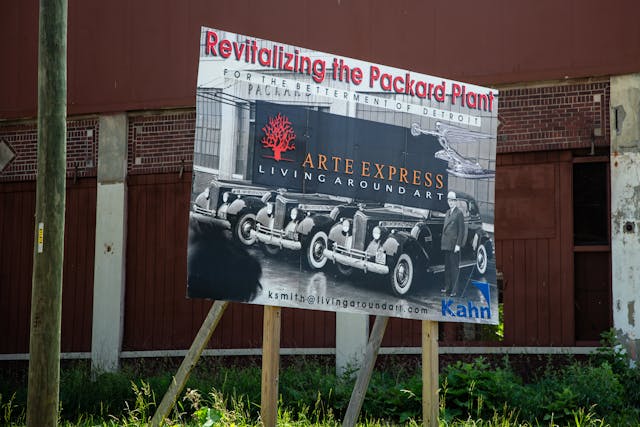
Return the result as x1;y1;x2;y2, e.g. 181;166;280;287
150;301;229;427
26;1;67;426
422;320;439;427
261;305;281;427
342;316;389;427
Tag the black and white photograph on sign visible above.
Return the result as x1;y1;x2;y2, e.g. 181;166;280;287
187;27;499;324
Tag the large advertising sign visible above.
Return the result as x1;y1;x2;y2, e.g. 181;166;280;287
188;27;499;324
253;101;448;210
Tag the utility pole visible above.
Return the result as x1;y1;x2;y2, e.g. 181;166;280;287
26;1;67;426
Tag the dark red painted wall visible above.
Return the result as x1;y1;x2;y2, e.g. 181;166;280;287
0;179;96;354
2;0;639;119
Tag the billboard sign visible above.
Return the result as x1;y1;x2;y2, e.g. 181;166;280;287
253;101;448;210
188;27;499;323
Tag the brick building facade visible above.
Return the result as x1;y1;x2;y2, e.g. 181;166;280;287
0;78;614;357
1;1;639;365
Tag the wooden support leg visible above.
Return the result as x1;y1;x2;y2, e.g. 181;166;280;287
342;315;389;427
422;320;439;427
150;300;229;427
261;305;281;427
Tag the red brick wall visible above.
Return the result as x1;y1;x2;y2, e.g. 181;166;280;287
0;110;196;182
0;119;99;182
127;111;195;175
1;81;610;182
498;80;610;153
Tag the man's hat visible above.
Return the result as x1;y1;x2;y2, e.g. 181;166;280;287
447;191;457;200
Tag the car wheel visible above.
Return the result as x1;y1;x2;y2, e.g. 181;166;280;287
390;253;414;296
234;213;257;246
261;242;281;256
476;242;488;275
304;231;328;270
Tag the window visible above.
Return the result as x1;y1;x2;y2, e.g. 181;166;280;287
572;157;611;342
573;162;609;246
469;200;479;216
195;88;222;170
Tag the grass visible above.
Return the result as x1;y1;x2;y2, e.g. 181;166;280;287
0;386;619;426
1;332;640;426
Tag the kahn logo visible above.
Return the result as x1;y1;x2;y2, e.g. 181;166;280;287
261;113;296;162
441;281;492;319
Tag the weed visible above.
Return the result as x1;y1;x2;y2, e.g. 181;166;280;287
108;380;155;426
1;392;25;426
571;405;608;427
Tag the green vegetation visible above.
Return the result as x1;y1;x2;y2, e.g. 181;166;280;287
1;331;639;426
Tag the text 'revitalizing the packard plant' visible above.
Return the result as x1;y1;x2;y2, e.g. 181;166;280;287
204;30;495;113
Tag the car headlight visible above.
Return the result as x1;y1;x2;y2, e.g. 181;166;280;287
372;226;382;241
222;192;230;203
290;208;299;221
266;202;274;216
342;218;351;234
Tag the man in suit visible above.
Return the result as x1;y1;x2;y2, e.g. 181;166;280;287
441;191;465;296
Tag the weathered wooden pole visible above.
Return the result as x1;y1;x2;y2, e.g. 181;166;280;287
261;305;282;427
342;315;389;427
151;301;229;427
422;320;439;427
26;0;68;426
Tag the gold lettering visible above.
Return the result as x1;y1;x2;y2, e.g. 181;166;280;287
318;154;328;170
399;167;408;183
435;174;444;189
373;163;385;179
345;158;354;174
424;172;433;187
361;161;370;177
301;152;314;169
387;165;397;181
331;156;342;172
412;170;421;185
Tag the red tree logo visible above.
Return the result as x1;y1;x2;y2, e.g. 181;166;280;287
261;113;296;161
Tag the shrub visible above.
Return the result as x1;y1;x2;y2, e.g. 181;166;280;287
440;357;523;421
360;368;422;423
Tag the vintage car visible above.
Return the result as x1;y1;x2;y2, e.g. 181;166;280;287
192;178;272;232
251;192;360;269
192;178;255;217
323;192;493;296
216;187;282;246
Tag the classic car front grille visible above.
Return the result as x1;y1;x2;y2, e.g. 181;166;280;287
192;204;213;216
353;212;367;251
274;198;286;229
332;243;368;260
209;187;219;211
256;223;286;239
